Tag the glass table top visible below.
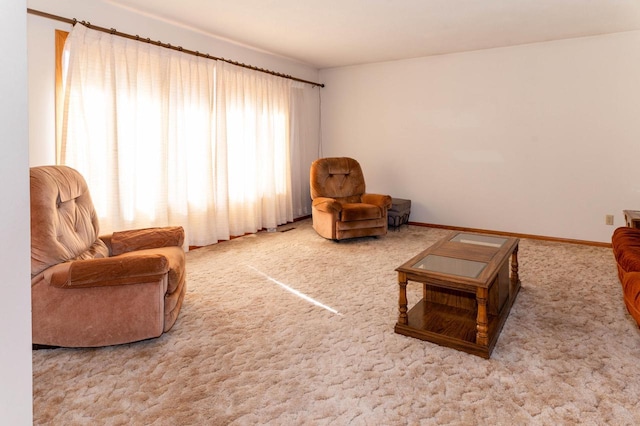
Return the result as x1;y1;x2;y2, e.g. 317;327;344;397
449;233;507;248
412;254;487;278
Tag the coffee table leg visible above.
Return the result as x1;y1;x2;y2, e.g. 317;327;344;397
511;243;519;285
476;287;489;346
398;272;408;325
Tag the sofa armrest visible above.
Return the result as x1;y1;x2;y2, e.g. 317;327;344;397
362;193;392;209
312;197;342;214
44;254;170;288
108;226;185;256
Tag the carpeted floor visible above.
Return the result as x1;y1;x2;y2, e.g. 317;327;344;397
33;219;640;425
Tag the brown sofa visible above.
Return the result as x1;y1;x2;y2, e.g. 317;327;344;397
31;166;186;347
310;157;392;240
611;226;640;327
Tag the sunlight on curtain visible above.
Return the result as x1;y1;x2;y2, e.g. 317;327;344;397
217;62;293;236
60;25;295;246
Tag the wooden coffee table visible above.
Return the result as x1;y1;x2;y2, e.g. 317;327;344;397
394;231;520;358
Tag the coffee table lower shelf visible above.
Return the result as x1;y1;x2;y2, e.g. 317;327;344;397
394;286;519;359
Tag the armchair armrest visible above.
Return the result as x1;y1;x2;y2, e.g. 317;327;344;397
362;193;392;209
312;197;343;214
109;226;185;256
44;254;170;288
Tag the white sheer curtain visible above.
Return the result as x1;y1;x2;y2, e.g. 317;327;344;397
216;62;293;236
61;24;294;246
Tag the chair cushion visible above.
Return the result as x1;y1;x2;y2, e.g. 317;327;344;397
310;157;366;200
31;166;108;277
340;203;382;222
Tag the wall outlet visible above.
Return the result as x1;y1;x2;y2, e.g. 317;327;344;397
606;214;614;226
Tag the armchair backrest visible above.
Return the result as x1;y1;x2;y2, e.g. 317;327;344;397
30;166;108;277
310;157;366;203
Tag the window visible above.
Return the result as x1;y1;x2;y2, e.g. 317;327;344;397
57;25;296;247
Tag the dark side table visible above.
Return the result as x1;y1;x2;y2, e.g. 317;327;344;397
623;210;640;229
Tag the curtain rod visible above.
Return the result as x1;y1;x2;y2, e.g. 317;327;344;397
27;8;325;88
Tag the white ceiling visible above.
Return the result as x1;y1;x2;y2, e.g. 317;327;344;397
107;0;640;69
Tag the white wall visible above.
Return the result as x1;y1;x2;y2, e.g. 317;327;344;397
27;0;321;181
320;31;640;243
0;1;33;424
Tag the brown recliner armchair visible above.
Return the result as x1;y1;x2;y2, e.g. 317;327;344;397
310;157;392;240
30;165;186;347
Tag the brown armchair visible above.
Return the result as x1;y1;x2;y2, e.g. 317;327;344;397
310;157;392;240
30;165;186;347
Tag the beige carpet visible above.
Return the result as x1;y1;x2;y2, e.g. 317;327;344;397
33;219;640;425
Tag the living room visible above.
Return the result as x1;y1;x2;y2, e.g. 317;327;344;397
3;0;640;424
26;1;640;245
